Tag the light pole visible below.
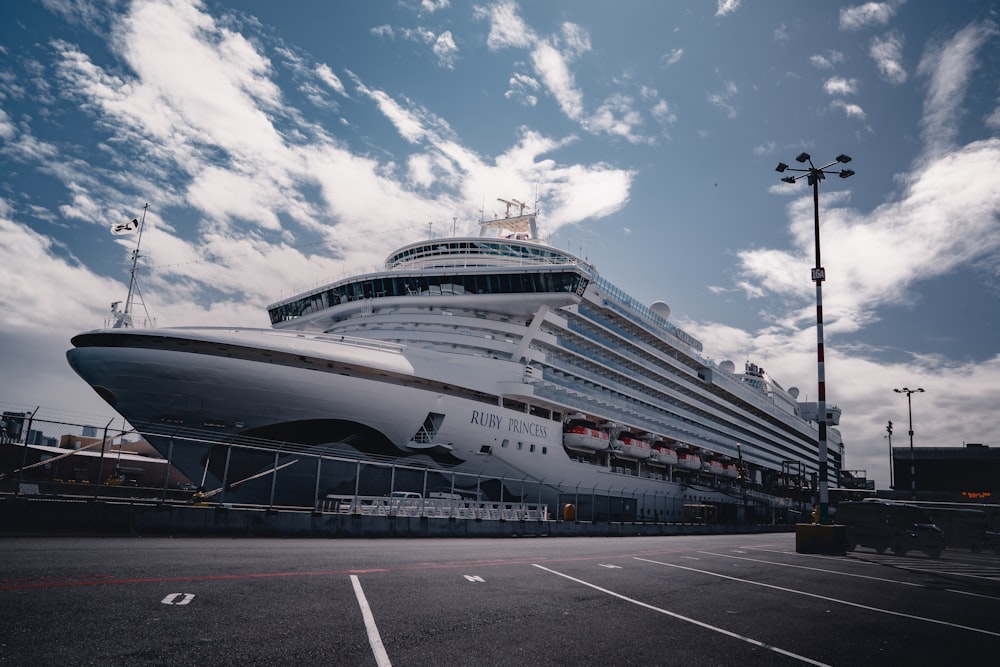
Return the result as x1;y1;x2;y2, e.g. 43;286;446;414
776;152;854;524
894;387;924;501
886;420;893;490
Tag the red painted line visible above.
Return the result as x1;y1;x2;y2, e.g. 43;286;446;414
0;543;727;591
0;568;390;591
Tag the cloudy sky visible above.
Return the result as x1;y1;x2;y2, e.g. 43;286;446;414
2;0;998;489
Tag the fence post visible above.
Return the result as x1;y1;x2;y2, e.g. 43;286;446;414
220;446;232;504
161;436;174;502
14;407;39;495
94;418;114;500
313;456;322;512
269;450;279;509
421;469;428;517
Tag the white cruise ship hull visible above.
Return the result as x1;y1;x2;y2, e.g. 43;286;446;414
68;327;730;511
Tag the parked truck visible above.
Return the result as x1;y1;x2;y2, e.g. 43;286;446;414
837;500;945;558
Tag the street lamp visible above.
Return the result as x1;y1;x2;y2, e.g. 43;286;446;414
775;152;854;524
894;387;924;501
885;420;893;490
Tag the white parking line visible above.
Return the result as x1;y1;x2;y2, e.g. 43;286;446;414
634;557;1000;638
753;548;1000;597
532;563;830;667
350;575;392;667
697;551;924;587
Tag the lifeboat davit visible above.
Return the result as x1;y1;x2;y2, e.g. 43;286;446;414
649;443;678;466
563;423;611;453
675;451;701;471
613;434;652;460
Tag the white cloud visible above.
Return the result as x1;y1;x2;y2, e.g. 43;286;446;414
505;71;539;106
986;100;1000;131
870;31;907;84
479;1;654;144
421;0;450;12
315;63;347;96
530;41;585;121
480;0;533;49
433;30;458;69
831;99;866;119
661;48;683;67
824;77;860;96
810;50;845;70
368;22;457;69
585;94;650;145
0;108;16;140
650;99;676;126
918;21;998;158
707;81;739;119
0;212;125;333
558;21;591;58
716;0;741;18
839;2;901;32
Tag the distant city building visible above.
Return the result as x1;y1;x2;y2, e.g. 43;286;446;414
0;433;193;488
27;430;58;447
892;444;1000;502
82;426;97;437
2;411;26;442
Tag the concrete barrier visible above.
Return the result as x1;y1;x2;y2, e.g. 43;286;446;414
795;522;847;554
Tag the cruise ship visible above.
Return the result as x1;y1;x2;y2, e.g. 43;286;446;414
67;204;842;520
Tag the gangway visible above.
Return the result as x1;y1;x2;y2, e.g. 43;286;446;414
321;494;549;521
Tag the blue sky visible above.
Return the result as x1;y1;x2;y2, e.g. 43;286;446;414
2;0;998;489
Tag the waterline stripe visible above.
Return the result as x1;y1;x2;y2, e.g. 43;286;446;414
531;563;829;667
350;575;392;667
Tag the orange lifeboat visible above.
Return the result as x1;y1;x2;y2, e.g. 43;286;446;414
563;423;611;453
675;451;702;471
702;460;725;475
614;434;652;460
650;443;678;466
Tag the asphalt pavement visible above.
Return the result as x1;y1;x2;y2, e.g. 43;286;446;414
2;534;999;666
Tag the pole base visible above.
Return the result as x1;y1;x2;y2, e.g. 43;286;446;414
795;523;847;554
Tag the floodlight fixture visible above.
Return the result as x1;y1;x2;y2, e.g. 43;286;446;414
836;154;852;164
776;162;789;172
839;169;855;179
796;152;811;163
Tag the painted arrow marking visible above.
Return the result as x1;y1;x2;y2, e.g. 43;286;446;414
464;575;486;582
598;564;622;569
161;593;195;605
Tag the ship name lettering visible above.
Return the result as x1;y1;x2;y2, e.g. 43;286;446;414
470;410;503;430
508;418;547;439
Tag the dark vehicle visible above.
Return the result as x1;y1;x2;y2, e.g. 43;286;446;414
838;500;945;558
920;505;1000;554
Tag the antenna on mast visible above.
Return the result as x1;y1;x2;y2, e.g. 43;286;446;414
113;203;150;329
497;197;531;217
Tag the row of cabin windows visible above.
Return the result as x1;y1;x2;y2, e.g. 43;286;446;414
269;270;584;324
481;439;548;455
387;241;574;266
